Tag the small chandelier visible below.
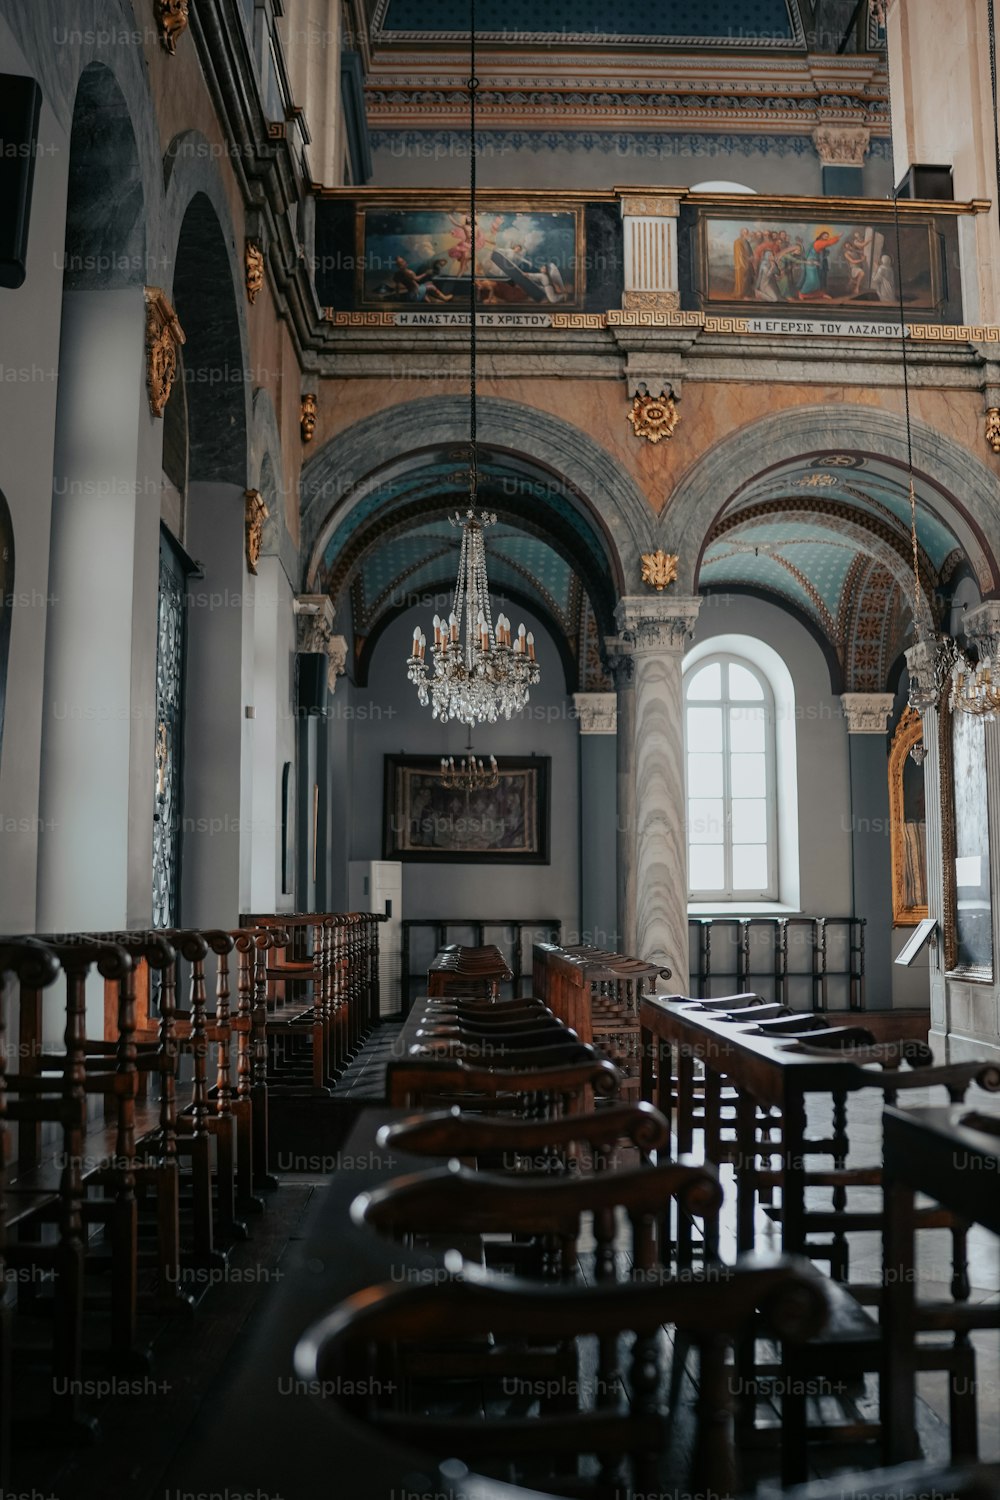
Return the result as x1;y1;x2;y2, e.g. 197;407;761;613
439;734;499;793
404;0;540;728
951;644;1000;719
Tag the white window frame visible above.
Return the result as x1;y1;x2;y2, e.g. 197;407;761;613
684;652;779;901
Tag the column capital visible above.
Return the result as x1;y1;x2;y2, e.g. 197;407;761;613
963;600;1000;657
613;595;701;655
293;594;348;694
811;124;870;168
572;692;617;735
840;692;894;734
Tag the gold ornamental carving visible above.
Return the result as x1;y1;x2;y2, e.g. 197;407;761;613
245;240;265;305
986;407;1000;453
627;390;679;444
144;287;185;418
619;195;681;218
622;290;680;312
640;551;679;592
300;392;318;443
244;490;268;575
153;0;189;54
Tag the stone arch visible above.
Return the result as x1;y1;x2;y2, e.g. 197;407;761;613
62;61;145;288
163;133;252;485
661;404;1000;595
299;395;654;594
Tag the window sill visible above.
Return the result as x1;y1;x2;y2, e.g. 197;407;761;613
688;901;802;916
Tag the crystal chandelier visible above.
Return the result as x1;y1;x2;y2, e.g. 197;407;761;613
405;0;540;728
951;638;1000;719
408;508;538;725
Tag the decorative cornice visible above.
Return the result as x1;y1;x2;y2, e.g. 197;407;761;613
840;692;894;734
812;125;870;167
614;595;701;655
573;692;618;735
293;595;348;694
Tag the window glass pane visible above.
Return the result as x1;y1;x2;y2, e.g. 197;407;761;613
687;706;723;753
688;798;725;844
732;844;768;891
729;753;766;797
729;704;766;753
731;798;767;844
690;845;725;891
687;662;722;699
687;752;723;797
728;662;764;700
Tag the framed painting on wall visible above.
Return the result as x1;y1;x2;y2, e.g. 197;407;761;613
888;706;928;925
356;206;584;310
940;699;994;980
383;755;550;864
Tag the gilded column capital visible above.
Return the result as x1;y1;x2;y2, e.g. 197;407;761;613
613;595;701;655
572;693;617;735
840;692;894;734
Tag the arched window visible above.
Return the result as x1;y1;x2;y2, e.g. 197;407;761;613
684;654;778;900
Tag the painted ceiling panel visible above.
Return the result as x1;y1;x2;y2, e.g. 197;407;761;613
378;0;799;42
700;546;833;630
706;525;857;614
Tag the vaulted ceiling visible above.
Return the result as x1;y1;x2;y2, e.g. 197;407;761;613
698;454;968;691
314;448;618;690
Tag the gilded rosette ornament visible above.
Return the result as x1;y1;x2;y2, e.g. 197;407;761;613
985;407;1000;454
245;240;264;305
154;0;189;54
300;392;318;443
244;490;268;575
640;550;679;592
627;390;679;444
144;287;185;418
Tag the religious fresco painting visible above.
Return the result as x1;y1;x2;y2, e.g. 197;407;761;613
357;207;583;309
699;213;942;309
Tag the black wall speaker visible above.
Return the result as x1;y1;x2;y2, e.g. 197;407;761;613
0;75;42;289
295;652;327;715
895;164;954;201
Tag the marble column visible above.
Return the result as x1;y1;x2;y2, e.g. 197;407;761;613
572;692;618;948
905;637;956;1051
840;693;894;1006
614;595;701;985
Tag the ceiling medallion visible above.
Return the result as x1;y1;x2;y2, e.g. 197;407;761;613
245;240;265;305
244;489;268;575
627;390;679;444
153;0;189;54
985;407;1000;454
640;550;679;592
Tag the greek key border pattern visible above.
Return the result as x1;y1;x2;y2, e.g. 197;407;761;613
323;308;1000;342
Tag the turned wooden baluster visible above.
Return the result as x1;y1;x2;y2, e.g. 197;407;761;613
309;919;325;1092
231;933;258;1212
251;930;280;1190
0;941;60;1481
206;931;240;1239
178;933;213;1261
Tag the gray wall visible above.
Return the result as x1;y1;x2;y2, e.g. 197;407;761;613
370;134;893;197
349;604;581;942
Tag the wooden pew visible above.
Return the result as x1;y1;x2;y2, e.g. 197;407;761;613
293;1256;830;1499
426;943;513;998
385;1056;621;1115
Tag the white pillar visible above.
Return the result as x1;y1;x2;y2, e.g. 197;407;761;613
619;193;682;313
37;285;153;931
614;595;701;983
573;692;618;948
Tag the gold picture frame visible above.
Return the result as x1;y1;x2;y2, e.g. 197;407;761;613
888;706;928;926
